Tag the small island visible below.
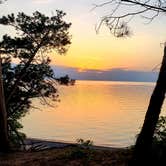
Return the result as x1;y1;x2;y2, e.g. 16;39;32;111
56;75;76;86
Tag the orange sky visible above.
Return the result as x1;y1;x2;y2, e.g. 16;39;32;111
1;0;166;71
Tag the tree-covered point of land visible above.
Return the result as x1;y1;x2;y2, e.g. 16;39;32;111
94;0;166;165
0;11;71;152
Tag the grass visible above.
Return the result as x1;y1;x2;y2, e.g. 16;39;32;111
0;146;132;166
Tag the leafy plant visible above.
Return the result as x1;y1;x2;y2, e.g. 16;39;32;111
154;116;166;145
67;138;94;165
76;138;93;149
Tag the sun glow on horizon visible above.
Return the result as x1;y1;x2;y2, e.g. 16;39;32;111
50;29;161;71
0;0;166;72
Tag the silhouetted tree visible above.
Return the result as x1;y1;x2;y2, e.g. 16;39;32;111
0;0;9;153
0;57;9;152
0;11;71;152
94;0;166;165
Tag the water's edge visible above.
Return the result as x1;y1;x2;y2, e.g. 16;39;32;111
25;138;127;151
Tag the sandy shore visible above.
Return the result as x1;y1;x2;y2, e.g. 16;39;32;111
24;138;125;151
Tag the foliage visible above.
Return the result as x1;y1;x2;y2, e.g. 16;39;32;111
0;11;71;147
67;138;94;164
149;116;166;164
76;138;93;149
154;116;166;145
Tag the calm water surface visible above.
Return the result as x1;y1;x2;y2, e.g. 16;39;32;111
21;80;166;147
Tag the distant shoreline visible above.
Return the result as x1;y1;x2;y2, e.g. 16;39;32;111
74;80;155;85
75;79;156;83
52;66;158;83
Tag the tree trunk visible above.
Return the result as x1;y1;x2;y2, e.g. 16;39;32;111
0;58;10;152
130;46;166;165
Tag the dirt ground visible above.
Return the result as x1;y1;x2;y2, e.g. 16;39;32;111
0;146;132;166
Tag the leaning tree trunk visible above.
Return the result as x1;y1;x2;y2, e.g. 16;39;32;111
0;58;9;152
130;46;166;165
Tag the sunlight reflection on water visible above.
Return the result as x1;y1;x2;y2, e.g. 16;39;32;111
21;80;166;147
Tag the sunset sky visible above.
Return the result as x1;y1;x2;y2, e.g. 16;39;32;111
0;0;166;73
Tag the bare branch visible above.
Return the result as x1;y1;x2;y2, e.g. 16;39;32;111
93;0;166;36
91;0;114;11
122;0;166;12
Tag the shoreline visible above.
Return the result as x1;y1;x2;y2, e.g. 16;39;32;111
24;138;126;151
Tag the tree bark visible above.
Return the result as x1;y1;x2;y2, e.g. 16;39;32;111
0;57;10;152
130;46;166;165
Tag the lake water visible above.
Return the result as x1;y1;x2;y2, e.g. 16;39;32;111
21;80;166;148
